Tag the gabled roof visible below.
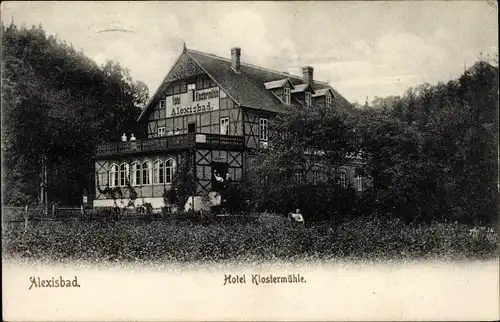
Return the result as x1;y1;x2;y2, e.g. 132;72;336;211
312;88;335;98
290;83;315;94
264;78;294;90
138;47;353;122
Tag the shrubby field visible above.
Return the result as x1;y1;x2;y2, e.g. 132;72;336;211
2;214;497;264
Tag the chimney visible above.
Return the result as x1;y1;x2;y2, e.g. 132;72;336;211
302;66;314;85
231;47;241;73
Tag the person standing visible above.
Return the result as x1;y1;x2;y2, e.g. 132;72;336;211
288;208;304;226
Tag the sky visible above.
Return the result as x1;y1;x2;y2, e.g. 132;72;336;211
2;1;498;104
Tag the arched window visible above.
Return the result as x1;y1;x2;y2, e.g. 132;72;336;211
142;161;152;185
131;162;140;186
120;163;129;186
109;164;119;187
154;160;164;184
340;172;347;189
356;175;363;192
305;92;312;106
165;159;176;184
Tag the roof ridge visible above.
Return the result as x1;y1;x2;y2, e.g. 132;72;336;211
187;48;331;86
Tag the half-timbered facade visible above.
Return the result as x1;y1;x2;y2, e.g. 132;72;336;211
94;45;355;210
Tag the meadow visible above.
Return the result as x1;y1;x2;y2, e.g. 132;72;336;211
2;213;497;264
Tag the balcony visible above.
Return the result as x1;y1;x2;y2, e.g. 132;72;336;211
96;133;245;158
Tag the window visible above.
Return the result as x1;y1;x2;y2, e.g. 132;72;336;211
159;100;165;109
109;164;119;187
165;159;176;184
187;83;196;102
204;78;213;89
158;127;165;137
305;92;312;106
326;96;332;106
131;162;140;186
98;171;108;187
294;169;305;184
188;122;196;133
312;168;320;184
142;161;152;185
196;77;204;89
259;118;268;141
284;87;291;105
180;81;187;93
356;175;363;192
173;82;180;94
220;117;229;135
119;163;129;186
154;160;164;184
340;173;347;189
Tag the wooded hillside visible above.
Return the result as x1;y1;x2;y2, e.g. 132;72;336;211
1;23;149;206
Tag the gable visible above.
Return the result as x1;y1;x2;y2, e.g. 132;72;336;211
138;52;223;122
165;52;205;82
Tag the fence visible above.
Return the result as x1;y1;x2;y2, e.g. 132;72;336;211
2;205;269;226
1;205;173;224
2;205;86;222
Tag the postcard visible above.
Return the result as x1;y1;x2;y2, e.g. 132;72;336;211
2;1;499;321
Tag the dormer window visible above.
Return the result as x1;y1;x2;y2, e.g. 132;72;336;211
305;92;312;106
284;87;291;105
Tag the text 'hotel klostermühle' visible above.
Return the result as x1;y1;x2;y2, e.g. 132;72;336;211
223;274;307;286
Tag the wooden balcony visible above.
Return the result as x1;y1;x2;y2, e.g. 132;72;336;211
96;133;245;158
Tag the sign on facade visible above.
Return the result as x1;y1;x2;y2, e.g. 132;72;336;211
165;87;220;118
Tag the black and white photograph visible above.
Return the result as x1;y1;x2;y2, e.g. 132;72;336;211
2;1;499;321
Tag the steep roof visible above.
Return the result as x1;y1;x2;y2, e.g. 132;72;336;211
138;47;353;122
186;49;285;113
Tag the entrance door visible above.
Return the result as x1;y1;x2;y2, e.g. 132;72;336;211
211;162;229;192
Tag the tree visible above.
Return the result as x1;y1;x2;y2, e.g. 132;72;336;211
361;59;498;225
167;152;196;210
251;104;361;219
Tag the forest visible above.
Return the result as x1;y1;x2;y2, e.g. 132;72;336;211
2;23;149;206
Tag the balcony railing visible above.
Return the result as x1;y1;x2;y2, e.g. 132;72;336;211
96;133;245;157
